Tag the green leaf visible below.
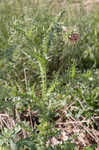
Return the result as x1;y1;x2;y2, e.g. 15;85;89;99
10;140;17;150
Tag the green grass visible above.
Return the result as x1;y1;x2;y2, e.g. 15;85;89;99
0;0;99;150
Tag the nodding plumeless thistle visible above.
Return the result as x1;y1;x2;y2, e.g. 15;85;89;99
62;25;80;44
68;32;79;43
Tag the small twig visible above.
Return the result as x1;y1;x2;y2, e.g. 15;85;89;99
0;116;3;127
82;126;98;143
28;105;33;128
1;118;10;129
56;120;89;125
66;101;76;110
0;114;9;117
77;120;99;143
7;116;16;128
